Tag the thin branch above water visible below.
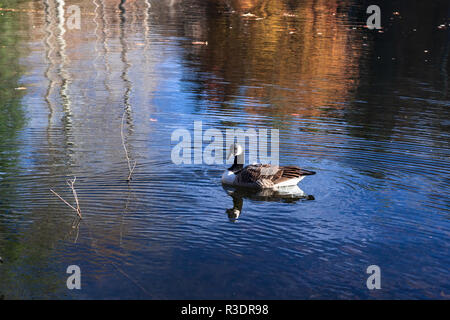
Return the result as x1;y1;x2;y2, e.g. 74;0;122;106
50;176;82;218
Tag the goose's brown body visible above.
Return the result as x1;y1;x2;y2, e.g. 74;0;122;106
226;164;315;189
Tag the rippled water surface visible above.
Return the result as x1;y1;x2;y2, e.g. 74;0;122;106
0;0;449;299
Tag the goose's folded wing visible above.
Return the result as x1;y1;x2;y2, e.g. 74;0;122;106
236;164;281;184
236;164;315;185
272;166;316;184
235;165;262;184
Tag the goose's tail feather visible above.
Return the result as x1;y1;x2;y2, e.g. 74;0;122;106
298;168;316;176
281;166;316;177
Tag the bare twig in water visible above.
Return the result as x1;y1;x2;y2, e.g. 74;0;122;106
121;111;136;182
50;189;77;212
50;177;82;218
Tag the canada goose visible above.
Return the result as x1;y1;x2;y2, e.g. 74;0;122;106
221;143;315;189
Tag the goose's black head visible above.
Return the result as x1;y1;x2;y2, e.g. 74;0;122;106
227;143;244;173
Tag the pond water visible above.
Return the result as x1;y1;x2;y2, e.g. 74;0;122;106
0;0;449;299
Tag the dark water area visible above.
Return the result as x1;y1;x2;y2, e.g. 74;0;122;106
0;0;449;299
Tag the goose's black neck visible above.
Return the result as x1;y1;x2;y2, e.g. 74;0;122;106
228;154;244;173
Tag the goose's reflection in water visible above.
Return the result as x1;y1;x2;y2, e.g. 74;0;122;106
223;185;314;222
